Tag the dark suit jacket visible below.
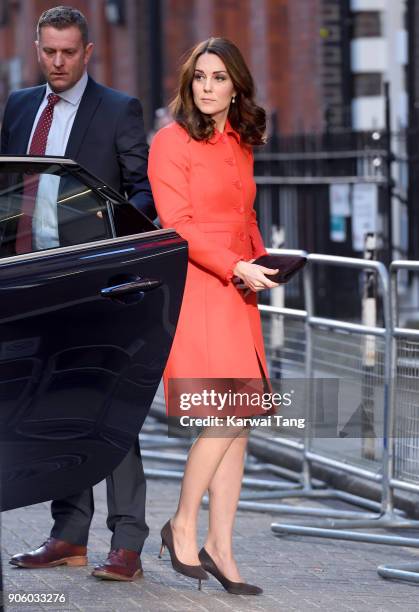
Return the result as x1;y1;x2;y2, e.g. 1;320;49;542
0;76;155;220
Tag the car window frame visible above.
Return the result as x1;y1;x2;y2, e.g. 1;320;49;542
0;156;159;259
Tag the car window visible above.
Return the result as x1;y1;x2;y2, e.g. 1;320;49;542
0;164;113;258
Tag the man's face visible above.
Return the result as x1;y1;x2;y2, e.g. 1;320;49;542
36;25;93;93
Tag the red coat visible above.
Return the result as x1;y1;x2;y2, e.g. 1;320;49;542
148;121;269;404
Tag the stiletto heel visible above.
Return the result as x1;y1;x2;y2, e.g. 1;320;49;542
160;520;208;586
158;542;165;558
198;547;263;595
198;578;202;591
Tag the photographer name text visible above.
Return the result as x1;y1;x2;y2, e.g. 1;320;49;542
179;415;306;428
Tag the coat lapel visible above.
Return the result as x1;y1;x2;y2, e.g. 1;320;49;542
15;86;45;154
65;77;102;161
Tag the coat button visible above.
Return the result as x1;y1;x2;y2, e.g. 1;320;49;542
233;180;242;189
239;205;244;213
239;231;245;241
224;157;235;166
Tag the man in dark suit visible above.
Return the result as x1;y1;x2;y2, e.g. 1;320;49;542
1;6;155;581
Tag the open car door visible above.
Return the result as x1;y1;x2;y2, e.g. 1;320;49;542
0;157;187;510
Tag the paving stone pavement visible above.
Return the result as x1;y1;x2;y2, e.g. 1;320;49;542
2;455;419;612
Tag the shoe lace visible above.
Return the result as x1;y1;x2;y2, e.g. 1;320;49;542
107;549;130;563
107;549;139;566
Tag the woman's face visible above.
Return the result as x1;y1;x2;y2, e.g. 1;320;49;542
192;52;236;125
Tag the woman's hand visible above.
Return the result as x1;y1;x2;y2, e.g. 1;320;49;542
233;260;279;292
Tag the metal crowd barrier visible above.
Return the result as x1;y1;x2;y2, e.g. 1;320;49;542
234;250;387;516
376;261;419;579
245;253;396;516
272;255;419;547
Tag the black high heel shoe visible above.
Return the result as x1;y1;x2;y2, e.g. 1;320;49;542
198;547;263;595
159;520;208;590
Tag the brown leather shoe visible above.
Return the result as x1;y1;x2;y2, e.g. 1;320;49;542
9;537;87;568
91;549;143;581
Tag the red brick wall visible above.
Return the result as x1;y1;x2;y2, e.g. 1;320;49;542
213;0;250;52
159;0;325;135
0;0;328;135
161;0;196;103
160;0;263;117
105;0;138;96
266;0;291;133
287;0;323;133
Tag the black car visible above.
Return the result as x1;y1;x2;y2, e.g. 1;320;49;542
0;156;187;511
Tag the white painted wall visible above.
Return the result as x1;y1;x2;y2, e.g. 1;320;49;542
351;39;387;72
350;0;407;130
351;0;386;10
349;0;408;264
351;97;385;130
384;0;407;129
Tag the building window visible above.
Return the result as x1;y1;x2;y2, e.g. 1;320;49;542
351;11;382;38
0;0;9;26
353;73;382;97
105;0;125;25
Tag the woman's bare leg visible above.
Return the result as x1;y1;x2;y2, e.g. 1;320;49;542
170;426;246;565
201;360;268;580
203;433;249;581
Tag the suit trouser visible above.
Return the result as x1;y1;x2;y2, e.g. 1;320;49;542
50;439;149;553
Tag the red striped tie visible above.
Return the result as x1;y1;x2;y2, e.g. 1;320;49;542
15;93;61;254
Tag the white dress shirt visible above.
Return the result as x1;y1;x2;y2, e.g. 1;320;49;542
28;71;88;250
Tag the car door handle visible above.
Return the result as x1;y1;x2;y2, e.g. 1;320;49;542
100;278;162;299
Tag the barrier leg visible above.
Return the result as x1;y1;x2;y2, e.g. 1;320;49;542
377;562;419;583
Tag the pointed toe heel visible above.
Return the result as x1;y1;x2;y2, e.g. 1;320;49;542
159;520;208;587
198;547;263;595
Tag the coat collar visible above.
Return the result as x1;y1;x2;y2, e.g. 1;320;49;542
208;120;241;145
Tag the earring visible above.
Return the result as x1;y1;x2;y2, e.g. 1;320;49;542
232;96;236;104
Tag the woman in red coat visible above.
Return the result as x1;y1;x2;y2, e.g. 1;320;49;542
148;37;278;595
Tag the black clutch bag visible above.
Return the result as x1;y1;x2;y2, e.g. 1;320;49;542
253;254;307;284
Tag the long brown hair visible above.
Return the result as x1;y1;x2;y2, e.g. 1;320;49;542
170;37;266;146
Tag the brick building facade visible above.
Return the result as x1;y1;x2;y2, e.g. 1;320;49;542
0;0;352;134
